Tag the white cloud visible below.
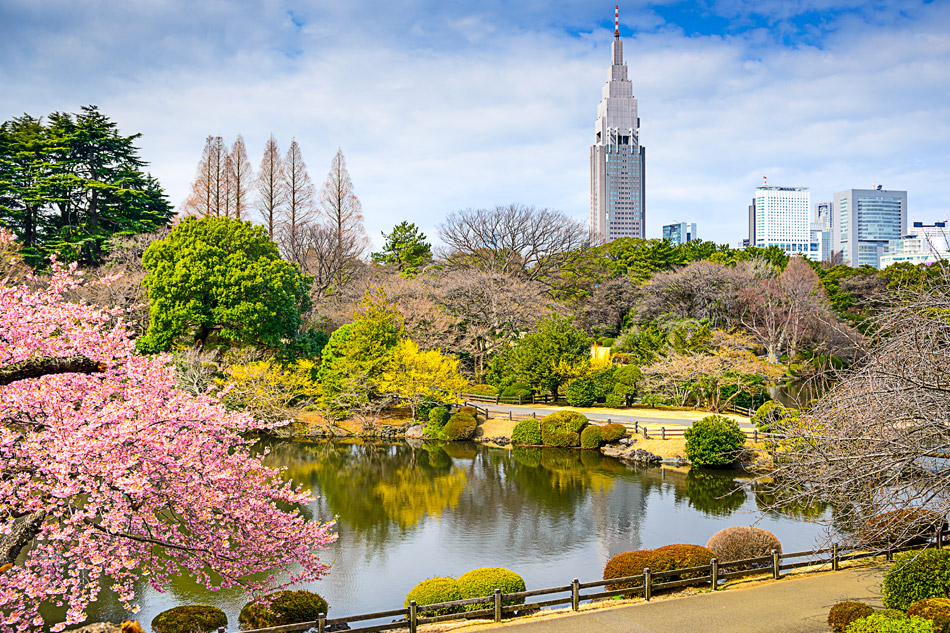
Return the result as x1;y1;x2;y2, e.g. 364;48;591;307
1;1;948;249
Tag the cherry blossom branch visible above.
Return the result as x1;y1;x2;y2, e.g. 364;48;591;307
0;356;106;385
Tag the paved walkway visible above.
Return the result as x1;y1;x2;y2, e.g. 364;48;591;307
475;403;756;430
465;566;886;633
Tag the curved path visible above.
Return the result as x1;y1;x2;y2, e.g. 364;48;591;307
472;402;756;430
465;565;886;633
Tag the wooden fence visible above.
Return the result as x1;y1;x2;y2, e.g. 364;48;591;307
458;392;555;405
227;530;949;633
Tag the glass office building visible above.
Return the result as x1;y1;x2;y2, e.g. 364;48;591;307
833;186;907;268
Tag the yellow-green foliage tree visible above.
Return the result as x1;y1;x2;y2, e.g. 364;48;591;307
222;359;320;422
378;339;466;418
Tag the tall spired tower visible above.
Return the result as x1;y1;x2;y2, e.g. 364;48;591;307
590;5;645;243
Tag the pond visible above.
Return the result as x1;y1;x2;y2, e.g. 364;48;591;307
81;440;827;629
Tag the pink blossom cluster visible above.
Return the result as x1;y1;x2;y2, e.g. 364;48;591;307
0;237;335;632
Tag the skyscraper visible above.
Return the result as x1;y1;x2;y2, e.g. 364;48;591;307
590;5;646;243
751;184;816;259
833;185;908;268
663;222;697;245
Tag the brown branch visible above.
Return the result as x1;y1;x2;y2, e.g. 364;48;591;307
0;356;107;385
1;510;45;566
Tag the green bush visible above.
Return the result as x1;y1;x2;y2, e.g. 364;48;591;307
751;400;787;432
457;567;526;612
458;406;478;417
828;602;875;633
565;378;597;407
405;577;463;616
591;368;616;400
466;384;498;396
598;337;616;347
639;393;666;408
511;419;542;445
846;612;935;633
152;605;227;633
443;413;477;441
580;426;603;449
600;423;627;442
424;406;451;438
883;550;950;611
540;411;588;448
239;591;328;630
604;392;626;408
500;383;533;399
908;598;950;633
683;415;747;467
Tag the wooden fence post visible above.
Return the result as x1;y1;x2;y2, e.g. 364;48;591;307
753;429;758;443
496;394;500;404
938;527;944;550
772;549;780;580
886;543;893;562
509;411;513;421
643;427;649;439
644;568;652;601
832;543;839;571
572;578;580;611
711;558;718;590
634;421;639;433
661;427;666;440
532;412;536;419
409;601;418;633
318;612;326;633
493;588;502;622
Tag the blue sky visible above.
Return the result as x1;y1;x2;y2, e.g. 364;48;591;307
1;0;947;248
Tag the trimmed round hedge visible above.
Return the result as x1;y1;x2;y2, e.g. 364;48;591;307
863;509;947;547
152;605;227;633
511;419;542;445
443;412;477;440
540;411;588;448
580;425;603;449
705;526;782;569
565;378;597;407
652;544;716;579
239;590;328;630
604;392;626;408
882;549;950;611
600;423;627;442
603;550;654;596
457;567;526;612
846;612;935;633
908;598;950;633
405;577;463;616
684;415;746;467
828;601;874;633
603;545;715;596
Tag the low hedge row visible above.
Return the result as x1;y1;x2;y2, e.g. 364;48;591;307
405;568;526;617
512;413;627;449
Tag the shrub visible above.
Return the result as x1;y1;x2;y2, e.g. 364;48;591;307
604;392;626;408
540;411;588;448
863;509;947;547
466;384;498;396
152;605;227;633
565;378;597;407
443;413;477;441
684;415;747;467
846;612;935;633
428;406;450;427
511;419;542;445
458;406;478;417
405;577;463;616
908;598;950;633
751;400;786;432
598;337;615;347
457;567;526;612
603;550;654;596
883;550;950;611
652;544;716;579
600;423;627;442
828;602;875;633
591;367;616;400
239;591;328;630
580;426;604;449
639;393;666;408
705;527;782;569
500;383;533;399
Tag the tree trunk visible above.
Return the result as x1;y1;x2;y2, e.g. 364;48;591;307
0;356;106;385
1;511;44;567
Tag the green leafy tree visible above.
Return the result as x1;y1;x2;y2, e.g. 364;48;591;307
0;106;173;266
684;415;747;467
139;217;311;351
512;314;591;399
371;221;432;276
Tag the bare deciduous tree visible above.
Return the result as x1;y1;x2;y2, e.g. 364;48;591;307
181;136;230;217
636;260;755;328
257;134;285;239
763;279;950;548
229;135;254;220
438;204;589;286
276;139;317;262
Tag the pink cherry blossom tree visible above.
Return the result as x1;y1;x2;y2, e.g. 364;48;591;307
0;232;335;632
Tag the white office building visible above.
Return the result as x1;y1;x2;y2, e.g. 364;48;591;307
590;9;646;243
751;185;818;259
881;221;950;268
833;186;907;268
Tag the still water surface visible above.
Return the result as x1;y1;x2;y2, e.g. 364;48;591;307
83;440;827;628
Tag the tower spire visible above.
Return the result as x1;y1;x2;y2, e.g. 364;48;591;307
614;5;620;39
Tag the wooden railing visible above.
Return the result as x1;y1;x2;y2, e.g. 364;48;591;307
227;530;949;633
458;392;555;405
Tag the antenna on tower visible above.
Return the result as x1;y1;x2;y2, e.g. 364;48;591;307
615;5;620;39
763;174;768;186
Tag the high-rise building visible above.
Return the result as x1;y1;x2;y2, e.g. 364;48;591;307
813;201;832;230
880;221;950;267
590;6;646;243
751;185;816;259
663;222;697;245
832;186;908;268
